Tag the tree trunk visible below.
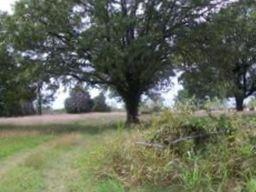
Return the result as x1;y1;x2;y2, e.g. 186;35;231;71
235;96;244;111
124;95;140;124
37;96;42;115
37;82;43;115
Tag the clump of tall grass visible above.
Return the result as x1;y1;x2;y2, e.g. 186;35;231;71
86;110;256;191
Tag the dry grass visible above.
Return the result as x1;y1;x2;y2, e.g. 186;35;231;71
82;111;256;191
0;130;41;138
0;112;126;126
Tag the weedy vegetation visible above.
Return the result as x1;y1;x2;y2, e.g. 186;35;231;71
77;111;256;192
0;111;256;191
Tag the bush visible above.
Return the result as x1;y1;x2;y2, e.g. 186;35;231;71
248;98;256;111
92;93;111;112
140;99;164;114
140;103;163;114
65;87;93;114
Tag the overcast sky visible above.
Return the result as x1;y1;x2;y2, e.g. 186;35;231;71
0;0;183;109
0;0;16;12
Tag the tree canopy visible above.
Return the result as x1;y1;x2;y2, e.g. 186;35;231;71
2;0;255;119
179;1;256;110
7;0;226;123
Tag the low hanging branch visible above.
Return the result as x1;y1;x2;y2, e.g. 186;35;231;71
136;130;228;150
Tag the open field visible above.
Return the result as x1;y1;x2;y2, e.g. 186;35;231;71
0;112;126;125
1;112;256;191
0;112;129;192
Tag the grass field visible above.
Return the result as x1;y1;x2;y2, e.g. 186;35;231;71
0;113;129;192
1;112;256;192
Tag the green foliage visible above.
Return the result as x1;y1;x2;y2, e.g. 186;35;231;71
86;112;256;191
92;93;111;112
140;96;164;114
0;167;44;192
148;111;237;152
65;86;94;114
1;112;256;191
179;1;256;111
174;95;199;113
8;0;221;122
0;135;53;160
203;97;227;111
96;180;125;192
0;41;36;116
248;98;256;110
246;179;256;192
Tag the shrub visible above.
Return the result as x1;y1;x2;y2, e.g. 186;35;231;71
140;98;164;114
92;93;111;112
248;98;256;111
140;103;162;114
65;87;93;114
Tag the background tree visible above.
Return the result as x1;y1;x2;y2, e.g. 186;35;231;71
18;58;59;115
178;72;229;107
93;92;111;112
3;7;60;115
65;86;94;114
0;12;36;116
179;1;256;111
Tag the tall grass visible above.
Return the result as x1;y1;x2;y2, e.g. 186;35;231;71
81;111;256;191
0;136;53;160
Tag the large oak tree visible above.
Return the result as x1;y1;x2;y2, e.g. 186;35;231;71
8;0;226;123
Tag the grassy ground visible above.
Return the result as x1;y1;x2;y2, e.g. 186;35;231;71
0;114;125;192
0;112;256;191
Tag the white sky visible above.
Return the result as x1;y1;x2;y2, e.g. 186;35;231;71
0;0;16;13
1;0;182;109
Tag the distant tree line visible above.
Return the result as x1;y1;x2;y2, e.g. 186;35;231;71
0;0;255;122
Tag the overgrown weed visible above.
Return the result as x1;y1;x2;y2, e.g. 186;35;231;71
85;110;256;191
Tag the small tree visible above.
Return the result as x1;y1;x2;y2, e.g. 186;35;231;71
65;86;93;114
93;93;111;112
